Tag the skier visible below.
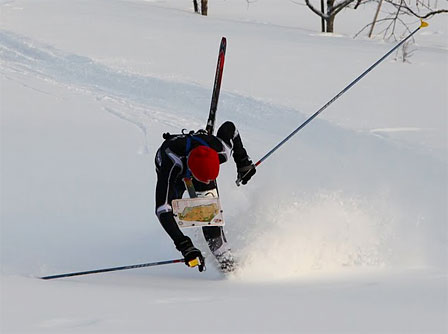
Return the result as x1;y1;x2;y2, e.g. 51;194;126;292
155;121;256;272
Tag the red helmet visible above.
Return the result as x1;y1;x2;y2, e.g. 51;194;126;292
187;146;220;183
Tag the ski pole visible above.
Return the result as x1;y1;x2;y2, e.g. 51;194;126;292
40;258;184;280
236;20;428;186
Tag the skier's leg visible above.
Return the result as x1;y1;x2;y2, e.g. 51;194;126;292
202;226;235;273
202;225;227;254
193;180;235;272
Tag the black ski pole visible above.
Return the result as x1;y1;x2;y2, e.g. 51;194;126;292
40;258;184;280
236;20;428;186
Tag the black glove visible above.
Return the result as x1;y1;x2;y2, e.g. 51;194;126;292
175;237;205;272
237;161;256;185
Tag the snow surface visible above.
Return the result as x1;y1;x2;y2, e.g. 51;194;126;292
1;0;447;333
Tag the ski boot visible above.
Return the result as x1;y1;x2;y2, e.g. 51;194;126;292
215;249;237;273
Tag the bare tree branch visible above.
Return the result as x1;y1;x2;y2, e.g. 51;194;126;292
332;0;356;12
304;0;330;19
384;0;448;18
333;0;357;16
303;0;447;35
354;0;363;9
353;17;393;38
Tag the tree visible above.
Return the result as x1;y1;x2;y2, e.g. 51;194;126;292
305;0;446;35
193;0;208;15
355;0;447;40
193;0;199;13
304;0;364;32
201;0;208;15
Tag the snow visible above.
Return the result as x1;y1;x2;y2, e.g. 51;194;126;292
2;270;446;333
1;0;447;333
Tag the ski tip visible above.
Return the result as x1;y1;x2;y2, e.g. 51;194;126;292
420;20;429;28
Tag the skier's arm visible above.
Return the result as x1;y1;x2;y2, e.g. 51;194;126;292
154;145;206;272
155;167;205;271
154;149;186;245
216;121;256;185
216;121;250;167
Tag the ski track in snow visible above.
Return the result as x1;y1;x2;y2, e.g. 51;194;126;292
0;29;197;129
0;29;305;137
2;28;444;161
1;29;447;277
1;28;445;155
38;317;101;330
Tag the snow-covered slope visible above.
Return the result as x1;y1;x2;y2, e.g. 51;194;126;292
1;0;447;333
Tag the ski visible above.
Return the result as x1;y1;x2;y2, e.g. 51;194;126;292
184;37;226;195
206;37;226;135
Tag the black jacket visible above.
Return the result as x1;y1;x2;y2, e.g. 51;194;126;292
154;121;250;245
